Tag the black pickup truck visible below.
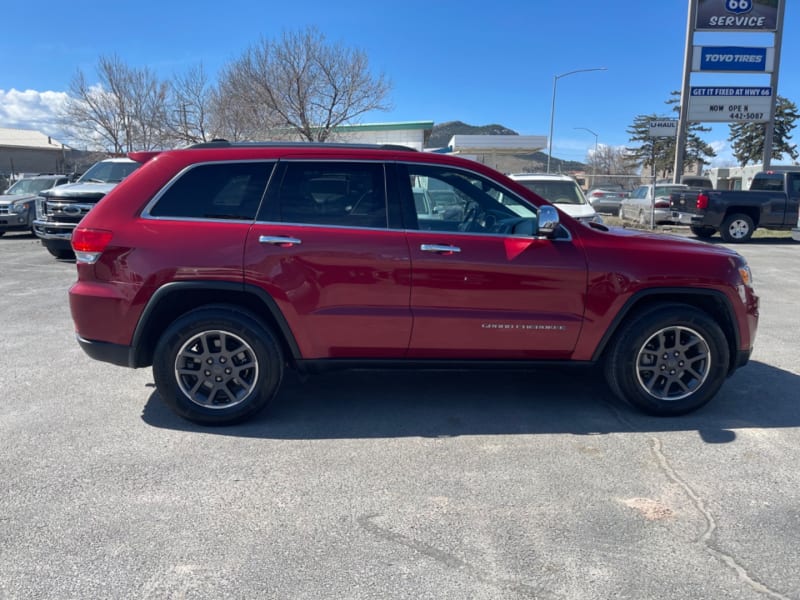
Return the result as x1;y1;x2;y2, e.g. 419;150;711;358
670;170;800;242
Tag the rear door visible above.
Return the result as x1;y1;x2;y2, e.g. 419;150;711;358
396;163;588;360
244;160;412;359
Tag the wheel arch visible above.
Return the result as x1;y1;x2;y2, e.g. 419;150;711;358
592;289;740;374
723;206;760;227
130;281;300;368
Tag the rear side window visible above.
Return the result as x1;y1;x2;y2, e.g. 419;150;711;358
275;162;387;228
149;162;274;220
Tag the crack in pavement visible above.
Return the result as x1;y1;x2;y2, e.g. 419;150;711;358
358;514;552;599
649;437;792;600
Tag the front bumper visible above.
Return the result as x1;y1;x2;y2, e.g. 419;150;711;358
33;218;76;240
792;227;800;242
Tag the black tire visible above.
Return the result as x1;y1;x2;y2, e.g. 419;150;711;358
719;213;755;243
43;240;75;259
690;226;716;239
46;246;75;259
604;304;729;416
153;306;284;425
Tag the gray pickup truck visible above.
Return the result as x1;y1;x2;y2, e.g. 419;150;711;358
33;157;139;258
670;170;800;242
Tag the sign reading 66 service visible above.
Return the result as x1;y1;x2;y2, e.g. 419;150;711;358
695;0;780;31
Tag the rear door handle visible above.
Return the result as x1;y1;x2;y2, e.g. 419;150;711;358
259;235;302;247
420;244;461;254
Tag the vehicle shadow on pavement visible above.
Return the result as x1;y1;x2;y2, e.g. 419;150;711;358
141;360;800;441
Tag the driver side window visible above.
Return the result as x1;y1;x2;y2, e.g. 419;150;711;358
406;165;535;234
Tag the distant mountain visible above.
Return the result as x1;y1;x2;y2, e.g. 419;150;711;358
426;121;519;148
426;120;586;173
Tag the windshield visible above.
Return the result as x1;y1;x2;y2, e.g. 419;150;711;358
516;180;586;205
5;178;61;195
78;160;139;184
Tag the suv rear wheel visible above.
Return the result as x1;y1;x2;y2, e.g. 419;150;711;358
153;306;284;425
604;304;729;415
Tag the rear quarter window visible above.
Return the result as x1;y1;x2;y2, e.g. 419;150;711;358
148;162;274;220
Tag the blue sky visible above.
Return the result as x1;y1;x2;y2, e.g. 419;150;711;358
1;0;797;166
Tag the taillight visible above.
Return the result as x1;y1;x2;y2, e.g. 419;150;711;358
696;193;709;210
72;227;113;264
655;199;670;209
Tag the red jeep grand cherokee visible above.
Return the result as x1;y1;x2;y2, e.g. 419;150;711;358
69;141;759;425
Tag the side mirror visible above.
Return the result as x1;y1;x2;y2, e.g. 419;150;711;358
537;205;560;236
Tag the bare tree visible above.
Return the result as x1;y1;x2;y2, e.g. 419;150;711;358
61;55;169;152
167;63;215;145
585;145;640;188
210;61;282;141
214;27;391;142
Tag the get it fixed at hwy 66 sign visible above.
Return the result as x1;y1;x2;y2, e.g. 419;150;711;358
687;87;772;122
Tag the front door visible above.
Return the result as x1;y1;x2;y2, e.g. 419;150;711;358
398;164;587;360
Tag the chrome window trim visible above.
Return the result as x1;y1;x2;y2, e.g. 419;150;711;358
141;159;278;220
138;156;572;241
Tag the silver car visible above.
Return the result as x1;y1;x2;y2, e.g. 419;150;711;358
585;188;628;214
619;184;688;226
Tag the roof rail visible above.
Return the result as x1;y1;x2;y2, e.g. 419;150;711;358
185;140;417;151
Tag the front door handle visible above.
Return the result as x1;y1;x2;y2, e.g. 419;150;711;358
420;244;461;254
259;235;302;247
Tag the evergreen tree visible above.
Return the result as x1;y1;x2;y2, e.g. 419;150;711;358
626;92;715;178
728;96;798;166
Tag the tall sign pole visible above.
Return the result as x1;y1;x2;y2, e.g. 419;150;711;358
673;0;698;184
762;0;786;170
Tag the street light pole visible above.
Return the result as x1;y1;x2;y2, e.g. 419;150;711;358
547;67;607;174
574;127;598;188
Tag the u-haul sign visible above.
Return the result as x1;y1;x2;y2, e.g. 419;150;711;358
648;120;678;137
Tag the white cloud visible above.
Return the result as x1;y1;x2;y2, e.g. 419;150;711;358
708;138;736;167
0;88;71;140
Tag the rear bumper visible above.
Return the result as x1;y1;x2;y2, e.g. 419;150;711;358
76;334;137;368
669;210;697;226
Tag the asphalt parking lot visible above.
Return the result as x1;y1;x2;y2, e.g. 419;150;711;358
1;230;799;600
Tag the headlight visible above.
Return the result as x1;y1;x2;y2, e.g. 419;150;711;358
9;203;29;214
738;264;753;288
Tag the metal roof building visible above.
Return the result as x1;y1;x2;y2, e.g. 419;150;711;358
0;127;71;176
326;121;434;151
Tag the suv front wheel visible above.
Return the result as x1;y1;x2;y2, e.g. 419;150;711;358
153;306;284;425
604;304;729;415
